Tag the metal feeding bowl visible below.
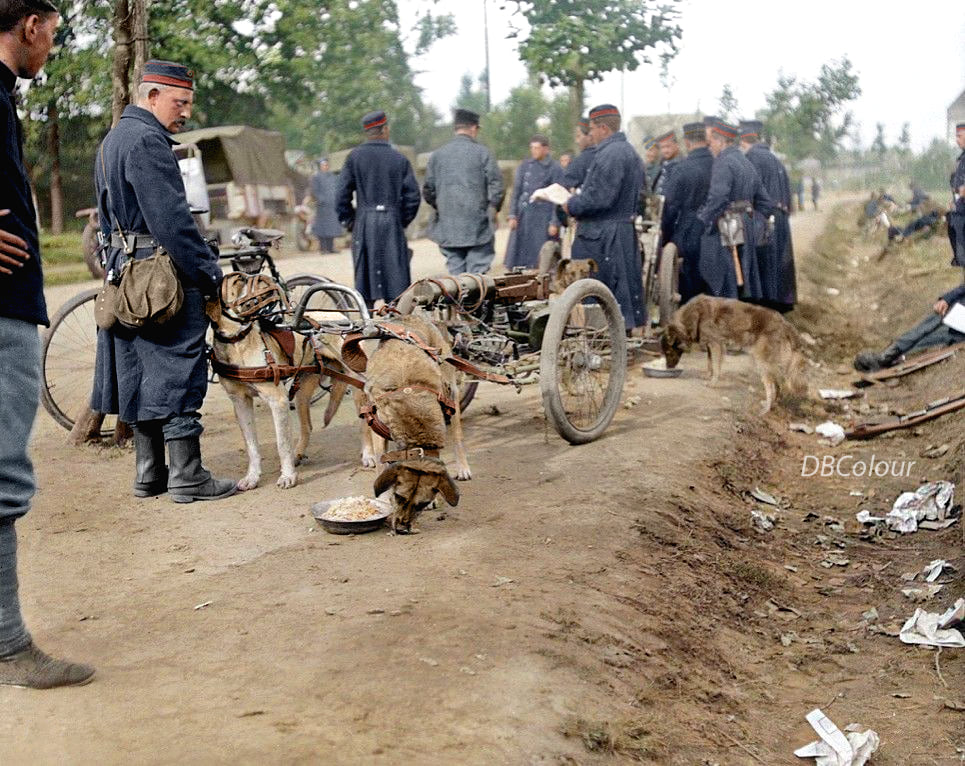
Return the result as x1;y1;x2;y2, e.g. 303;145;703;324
641;359;683;378
311;497;392;535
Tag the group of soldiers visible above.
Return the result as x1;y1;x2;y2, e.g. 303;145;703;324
337;105;798;333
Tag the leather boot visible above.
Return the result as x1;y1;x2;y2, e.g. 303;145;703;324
133;424;167;497
166;436;237;504
853;343;903;372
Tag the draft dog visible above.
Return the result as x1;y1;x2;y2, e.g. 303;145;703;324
343;313;468;533
661;295;808;414
206;272;350;489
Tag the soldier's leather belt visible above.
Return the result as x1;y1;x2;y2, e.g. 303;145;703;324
111;233;159;252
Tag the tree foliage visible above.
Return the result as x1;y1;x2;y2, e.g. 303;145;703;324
20;0;455;224
717;84;739;122
504;0;681;125
757;57;861;164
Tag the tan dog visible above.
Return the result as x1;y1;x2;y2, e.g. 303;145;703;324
661;295;807;414
206;273;350;489
360;313;468;532
536;239;597;295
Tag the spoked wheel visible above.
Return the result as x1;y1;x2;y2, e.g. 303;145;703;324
459;382;478;413
41;288;117;436
539;279;627;444
657;242;681;327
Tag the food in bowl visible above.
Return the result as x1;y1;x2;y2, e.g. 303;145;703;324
321;496;385;521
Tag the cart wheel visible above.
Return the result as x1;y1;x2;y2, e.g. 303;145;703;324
539;279;626;444
41;288;117;436
657;242;680;327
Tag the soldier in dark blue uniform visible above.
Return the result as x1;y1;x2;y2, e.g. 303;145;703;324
336;110;420;306
652;130;682;197
642;135;660;193
565;104;646;330
505;134;565;269
947;121;965;270
563;116;596;190
92;61;236;504
661;122;714;303
695;119;774;301
740;119;796;312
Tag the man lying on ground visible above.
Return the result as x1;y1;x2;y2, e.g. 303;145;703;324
853;282;965;371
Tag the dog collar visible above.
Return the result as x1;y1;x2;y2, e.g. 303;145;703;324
380;447;442;464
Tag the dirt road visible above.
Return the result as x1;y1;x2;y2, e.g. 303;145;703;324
2;202;961;764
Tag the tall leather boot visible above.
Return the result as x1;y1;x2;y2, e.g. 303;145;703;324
166;436;237;504
853;343;903;372
133;424;168;497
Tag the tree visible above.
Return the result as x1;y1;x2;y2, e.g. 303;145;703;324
871;122;887;158
505;0;681;128
758;58;861;163
896;122;911;156
717;84;739;122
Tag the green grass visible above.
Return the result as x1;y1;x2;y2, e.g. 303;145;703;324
40;232;85;265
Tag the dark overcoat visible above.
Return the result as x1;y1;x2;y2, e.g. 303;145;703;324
652;156;681;197
695;145;774;301
91;106;222;423
335;140;420;304
746;143;796;310
660;145;713;303
423;134;504;248
309;171;343;239
504;155;565;269
567;131;646;329
948;150;965;266
563;146;596;189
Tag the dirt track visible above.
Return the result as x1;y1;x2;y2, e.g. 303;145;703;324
2;202;961;764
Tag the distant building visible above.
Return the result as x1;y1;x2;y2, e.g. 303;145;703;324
626;113;704;152
948;87;965;143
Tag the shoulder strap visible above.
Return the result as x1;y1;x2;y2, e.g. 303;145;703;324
99;143;132;256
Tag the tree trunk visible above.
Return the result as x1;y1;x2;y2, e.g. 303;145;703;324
47;100;63;234
568;79;585;147
130;0;149;99
111;0;131;127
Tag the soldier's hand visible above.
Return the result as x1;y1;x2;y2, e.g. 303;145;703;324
548;224;559;238
0;210;31;275
934;299;949;316
508;217;517;231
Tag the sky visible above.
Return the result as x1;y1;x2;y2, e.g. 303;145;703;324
400;0;965;151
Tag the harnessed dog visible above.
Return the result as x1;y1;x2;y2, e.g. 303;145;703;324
206;272;357;490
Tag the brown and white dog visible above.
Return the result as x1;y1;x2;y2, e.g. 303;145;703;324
661;295;808;414
356;313;468;532
206;273;350;490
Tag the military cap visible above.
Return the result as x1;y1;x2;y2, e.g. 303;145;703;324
577;116;590;130
655;129;677;144
709;118;739;138
739;119;764;138
957;121;965;131
454;107;480;126
361;110;387;130
642;135;657;150
702;115;719;126
683;122;705;141
588;103;620;120
142;59;194;90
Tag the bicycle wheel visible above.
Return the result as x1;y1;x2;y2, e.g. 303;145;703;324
41;288;117;436
539;279;626;444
